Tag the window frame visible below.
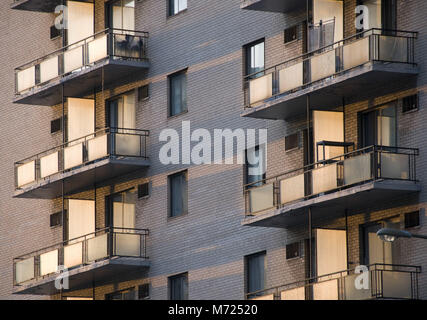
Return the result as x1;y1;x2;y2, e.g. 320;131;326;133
244;251;266;295
244;38;265;78
168;69;188;117
168;170;188;218
168;0;188;17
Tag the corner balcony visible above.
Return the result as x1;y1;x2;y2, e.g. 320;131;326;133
14;28;149;106
13;227;149;295
243;146;420;228
242;29;418;120
14;128;149;199
247;264;421;300
240;0;305;13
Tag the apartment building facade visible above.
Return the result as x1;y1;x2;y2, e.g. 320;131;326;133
0;0;426;300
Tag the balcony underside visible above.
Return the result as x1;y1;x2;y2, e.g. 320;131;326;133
14;157;150;199
14;58;149;106
240;0;305;13
243;180;420;228
13;257;150;295
242;62;418;120
11;0;91;12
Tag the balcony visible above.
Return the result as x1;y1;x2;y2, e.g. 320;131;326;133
14;128;149;199
242;29;418;120
247;264;421;300
13;227;149;295
240;0;305;13
243;146;420;228
14;28;149;106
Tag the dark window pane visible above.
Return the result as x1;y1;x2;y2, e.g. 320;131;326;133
169;0;187;16
246;252;265;294
50;25;61;39
286;242;301;259
405;211;420;228
50;211;63;227
402;94;418;113
169;273;188;300
170;72;187;116
245;40;264;78
138;84;149;101
138;183;150;198
169;171;187;217
246;146;266;187
138;284;150;299
284;25;298;43
285;133;299;151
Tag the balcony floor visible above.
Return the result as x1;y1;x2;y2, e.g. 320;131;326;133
13;257;150;295
14;58;150;106
241;61;418;120
240;0;305;13
14;157;150;199
243;179;421;228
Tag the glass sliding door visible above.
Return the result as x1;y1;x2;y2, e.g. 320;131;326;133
108;0;135;30
361;102;397;148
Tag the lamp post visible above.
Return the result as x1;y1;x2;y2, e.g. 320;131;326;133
377;228;427;243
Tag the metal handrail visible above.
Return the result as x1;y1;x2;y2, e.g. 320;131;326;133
13;227;149;285
15;28;149;71
246;263;421;300
244;145;419;215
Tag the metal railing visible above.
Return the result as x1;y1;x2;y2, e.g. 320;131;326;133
15;28;149;95
15;127;149;190
244;28;417;107
13;227;149;286
247;264;421;300
244;145;419;215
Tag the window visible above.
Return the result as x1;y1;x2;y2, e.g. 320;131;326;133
245;39;264;78
284;25;298;44
138;84;149;101
106;189;136;230
108;91;136;132
50;212;63;228
285;133;299;151
405;211;420;229
402;94;418;113
169;273;188;300
169;70;187;116
169;0;187;16
138;182;150;199
51;118;62;134
168;171;188;217
138;284;150;300
245;145;266;187
107;0;135;30
245;252;266;294
50;25;61;40
106;287;136;300
286;242;301;260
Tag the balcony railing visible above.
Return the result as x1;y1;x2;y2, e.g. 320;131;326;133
13;227;149;286
15;28;148;96
244;28;417;108
247;264;421;300
15;127;149;190
244;145;418;215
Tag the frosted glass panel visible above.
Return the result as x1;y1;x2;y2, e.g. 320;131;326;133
344;273;371;300
343;37;370;70
249;73;273;104
87;134;108;161
280;174;305;204
17;160;36;187
313;0;343;43
313;279;339;300
313;111;344;162
310;50;336;82
249;183;274;213
67;98;95;142
15;257;34;284
316;229;347;278
281;287;305;300
382;271;412;299
113;202;135;230
67;1;94;45
87;233;108;262
380;153;409;179
64;242;83;269
279;62;303;93
64;46;84;74
379;36;407;62
88;35;108;64
40;151;59;178
115;233;140;257
343;153;372;186
312;163;338;194
40;249;58;276
40;56;59;83
115;134;141;156
64;143;84;170
17;66;35;92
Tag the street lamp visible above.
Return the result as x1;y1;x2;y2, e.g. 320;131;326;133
377;228;427;243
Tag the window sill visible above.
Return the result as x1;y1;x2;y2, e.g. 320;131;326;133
167;8;188;20
168;109;189;120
